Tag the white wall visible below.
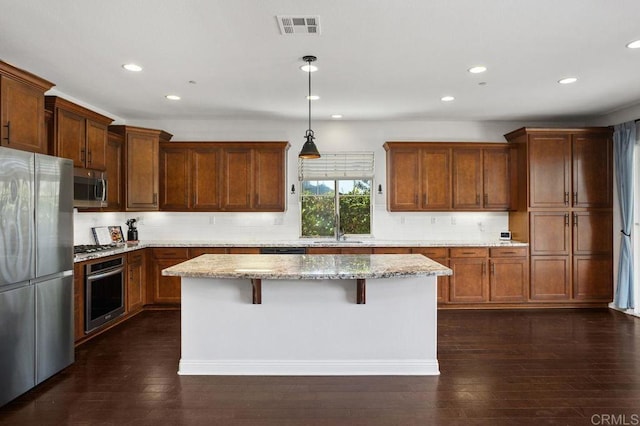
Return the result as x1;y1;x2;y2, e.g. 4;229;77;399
74;117;586;245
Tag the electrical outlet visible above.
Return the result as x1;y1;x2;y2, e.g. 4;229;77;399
400;216;406;225
450;216;456;225
431;217;437;224
209;216;216;225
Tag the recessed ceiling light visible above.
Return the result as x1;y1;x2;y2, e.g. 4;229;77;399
165;95;181;100
626;39;640;49
468;66;487;74
300;64;318;72
558;77;578;84
122;63;142;72
306;95;319;100
331;114;343;119
441;96;455;102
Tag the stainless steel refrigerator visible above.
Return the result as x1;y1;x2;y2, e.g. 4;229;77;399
0;146;74;407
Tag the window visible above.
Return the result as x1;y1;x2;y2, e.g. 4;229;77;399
299;152;374;238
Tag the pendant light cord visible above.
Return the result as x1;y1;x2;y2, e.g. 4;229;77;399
308;58;312;132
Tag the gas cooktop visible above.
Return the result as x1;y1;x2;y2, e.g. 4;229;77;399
73;244;118;255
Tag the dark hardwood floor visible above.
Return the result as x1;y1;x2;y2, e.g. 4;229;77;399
1;309;639;425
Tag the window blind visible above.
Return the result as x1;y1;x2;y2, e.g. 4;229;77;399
298;152;375;180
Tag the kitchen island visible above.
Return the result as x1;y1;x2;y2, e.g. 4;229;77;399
162;253;451;376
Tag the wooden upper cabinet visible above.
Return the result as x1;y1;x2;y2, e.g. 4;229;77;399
46;96;112;170
385;142;509;212
192;147;221;210
385;145;421;210
159;146;190;210
221;147;253;211
86;120;108;170
0;61;54;154
110;125;173;211
452;148;482;209
421;147;451;209
159;141;287;212
505;128;613;209
482;147;511;210
572;133;613;208
159;143;221;211
104;132;123;211
528;133;571;208
220;143;288;212
253;147;286;211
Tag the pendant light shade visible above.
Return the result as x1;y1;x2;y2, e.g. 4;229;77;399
299;55;320;159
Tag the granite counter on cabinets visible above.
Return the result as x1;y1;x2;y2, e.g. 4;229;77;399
74;239;527;262
162;253;451;376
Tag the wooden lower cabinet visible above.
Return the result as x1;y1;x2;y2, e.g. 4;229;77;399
573;255;613;300
150;248;189;305
73;263;85;342
488;247;528;303
449;257;488;303
306;247;374;254
530;255;570;300
448;248;488;304
127;251;146;313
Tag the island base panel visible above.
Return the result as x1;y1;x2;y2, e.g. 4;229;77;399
179;276;439;375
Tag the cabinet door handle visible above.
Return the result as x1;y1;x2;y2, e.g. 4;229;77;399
81;149;86;163
88;150;92;165
482;262;486;275
414;194;418;205
564;213;569;226
476;194;480;205
573;192;577;205
423;194;427;205
573;213;578;227
130;271;134;280
153;193;158;204
564;192;569;206
484;193;488;205
3;121;10;143
491;262;495;275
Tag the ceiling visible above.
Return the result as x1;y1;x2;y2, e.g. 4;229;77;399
2;0;640;122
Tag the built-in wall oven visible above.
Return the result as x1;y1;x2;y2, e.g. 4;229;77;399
85;256;125;333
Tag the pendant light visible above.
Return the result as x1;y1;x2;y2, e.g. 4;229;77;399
299;55;321;159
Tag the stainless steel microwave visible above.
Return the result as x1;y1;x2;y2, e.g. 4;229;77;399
73;168;107;208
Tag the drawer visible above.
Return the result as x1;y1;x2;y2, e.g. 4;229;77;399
189;247;227;257
490;247;528;258
152;248;190;259
373;247;412;254
449;247;488;258
411;247;448;258
228;247;261;254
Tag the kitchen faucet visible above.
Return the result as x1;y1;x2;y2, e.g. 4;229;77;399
335;213;345;241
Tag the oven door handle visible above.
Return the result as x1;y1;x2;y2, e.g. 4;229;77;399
87;267;124;282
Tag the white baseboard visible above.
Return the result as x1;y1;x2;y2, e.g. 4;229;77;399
178;359;440;376
609;302;640;318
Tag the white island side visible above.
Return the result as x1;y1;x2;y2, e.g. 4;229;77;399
162;254;452;376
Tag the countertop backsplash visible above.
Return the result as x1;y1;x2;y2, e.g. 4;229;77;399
74;207;511;245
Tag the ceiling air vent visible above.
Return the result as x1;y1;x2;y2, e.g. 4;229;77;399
276;15;321;35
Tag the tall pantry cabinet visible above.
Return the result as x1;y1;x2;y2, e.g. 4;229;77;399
505;127;613;305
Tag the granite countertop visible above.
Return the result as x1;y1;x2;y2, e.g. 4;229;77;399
161;254;452;280
73;239;528;262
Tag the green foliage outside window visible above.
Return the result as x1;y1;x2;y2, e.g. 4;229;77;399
301;180;371;237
